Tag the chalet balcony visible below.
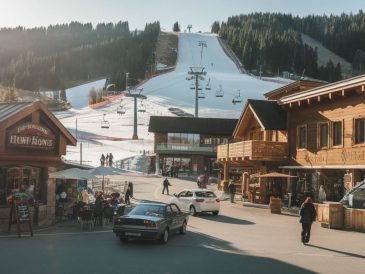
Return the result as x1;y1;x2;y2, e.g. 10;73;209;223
156;143;215;154
217;140;288;162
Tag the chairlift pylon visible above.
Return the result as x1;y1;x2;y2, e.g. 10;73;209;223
232;90;242;104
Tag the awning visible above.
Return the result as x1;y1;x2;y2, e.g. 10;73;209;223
49;168;97;180
250;172;297;178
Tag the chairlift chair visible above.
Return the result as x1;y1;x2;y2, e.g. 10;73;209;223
138;100;146;113
190;83;195;90
215;85;224;97
198;90;206;99
117;107;126;115
232;90;242;104
205;78;211;90
101;114;110;128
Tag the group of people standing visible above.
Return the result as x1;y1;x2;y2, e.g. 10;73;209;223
100;153;114;167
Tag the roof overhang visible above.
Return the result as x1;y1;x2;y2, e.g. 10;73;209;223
279;75;365;106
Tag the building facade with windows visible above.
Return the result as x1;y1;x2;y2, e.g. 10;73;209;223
278;74;365;204
148;116;237;177
218;75;365;205
0;101;76;231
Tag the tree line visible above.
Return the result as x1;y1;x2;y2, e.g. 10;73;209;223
213;11;365;82
0;21;160;92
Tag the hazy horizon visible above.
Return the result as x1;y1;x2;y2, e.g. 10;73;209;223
0;0;363;32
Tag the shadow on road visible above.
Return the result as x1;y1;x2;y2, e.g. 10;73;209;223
1;228;316;274
198;214;255;225
306;244;365;259
116;231;315;274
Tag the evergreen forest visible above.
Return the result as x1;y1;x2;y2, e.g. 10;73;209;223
0;21;160;92
217;11;365;82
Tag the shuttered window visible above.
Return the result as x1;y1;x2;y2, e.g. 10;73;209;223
355;118;365;144
298;125;307;149
332;121;343;146
319;123;329;148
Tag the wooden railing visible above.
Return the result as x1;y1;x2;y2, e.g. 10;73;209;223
217;140;288;162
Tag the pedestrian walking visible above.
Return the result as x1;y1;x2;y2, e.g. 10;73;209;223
162;177;171;195
106;153;109;167
125;182;133;205
228;180;236;203
109;153;114;167
299;197;317;245
100;154;106;166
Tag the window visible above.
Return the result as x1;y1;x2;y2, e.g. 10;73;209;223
355;118;365;144
332;121;343;146
298;125;307;149
258;131;264;140
319;123;329;148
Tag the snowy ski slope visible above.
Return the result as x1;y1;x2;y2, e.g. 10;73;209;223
57;33;287;166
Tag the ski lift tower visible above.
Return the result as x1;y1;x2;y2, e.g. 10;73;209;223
188;67;206;117
128;88;145;140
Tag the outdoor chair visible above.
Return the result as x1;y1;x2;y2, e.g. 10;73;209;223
79;209;94;231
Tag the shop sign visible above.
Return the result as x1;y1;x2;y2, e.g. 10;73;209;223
7;123;55;150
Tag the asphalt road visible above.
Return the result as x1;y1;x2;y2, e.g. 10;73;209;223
1;173;364;274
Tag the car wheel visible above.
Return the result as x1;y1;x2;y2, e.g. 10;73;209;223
179;221;187;235
189;206;197;216
120;237;128;243
160;228;169;244
212;211;219;215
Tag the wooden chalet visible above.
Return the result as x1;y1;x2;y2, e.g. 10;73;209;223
0;101;76;231
217;75;365;206
148;116;237;177
278;74;365;204
217;99;288;203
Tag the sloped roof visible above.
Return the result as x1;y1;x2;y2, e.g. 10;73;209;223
148;116;238;135
264;80;326;100
248;100;287;130
0;102;33;123
0;101;76;146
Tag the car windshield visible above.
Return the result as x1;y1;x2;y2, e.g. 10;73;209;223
195;191;216;198
129;205;165;217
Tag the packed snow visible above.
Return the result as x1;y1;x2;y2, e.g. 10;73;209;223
55;33;288;168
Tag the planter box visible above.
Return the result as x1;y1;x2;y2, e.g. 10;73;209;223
315;202;343;229
344;207;365;231
269;197;282;214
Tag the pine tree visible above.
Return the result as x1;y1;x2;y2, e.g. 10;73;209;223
173;22;180;32
60;89;67;102
211;21;220;33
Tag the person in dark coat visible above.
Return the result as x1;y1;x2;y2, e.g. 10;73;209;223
299;197;317;244
109;153;114;167
228;181;236;203
125;182;133;205
100;154;106;166
162;178;171;195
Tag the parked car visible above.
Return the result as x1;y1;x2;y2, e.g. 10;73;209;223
113;202;189;244
170;189;220;216
197;175;207;188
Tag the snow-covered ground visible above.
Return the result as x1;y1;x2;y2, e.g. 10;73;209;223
56;33;288;168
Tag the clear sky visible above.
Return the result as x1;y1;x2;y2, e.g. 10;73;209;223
0;0;363;31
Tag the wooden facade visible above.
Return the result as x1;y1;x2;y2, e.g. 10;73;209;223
0;101;76;231
217;76;365;205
